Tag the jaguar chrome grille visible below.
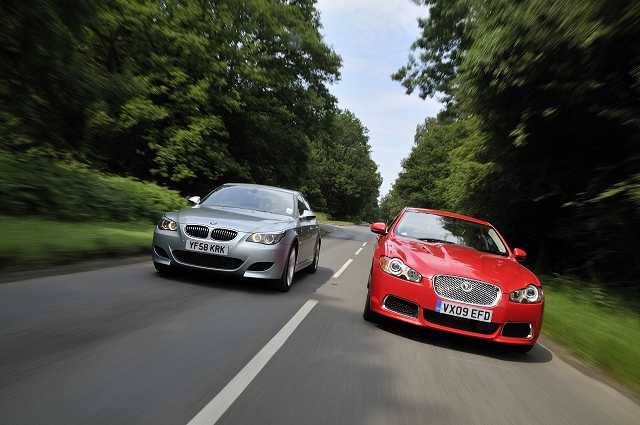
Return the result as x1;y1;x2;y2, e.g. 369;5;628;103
210;228;237;241
433;275;500;306
185;225;209;239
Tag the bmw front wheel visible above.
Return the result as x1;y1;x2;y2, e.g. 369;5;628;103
270;246;297;292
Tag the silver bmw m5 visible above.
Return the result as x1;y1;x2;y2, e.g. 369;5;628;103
152;183;321;291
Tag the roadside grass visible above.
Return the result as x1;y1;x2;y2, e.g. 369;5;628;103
315;212;355;226
541;275;640;396
0;216;154;273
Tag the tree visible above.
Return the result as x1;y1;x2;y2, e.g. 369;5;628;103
396;0;640;281
85;0;341;194
1;0;342;198
0;0;102;154
393;116;478;210
379;115;487;224
391;0;475;106
303;110;381;221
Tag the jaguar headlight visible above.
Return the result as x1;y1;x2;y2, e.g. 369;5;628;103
158;217;178;231
379;256;422;283
510;284;544;303
247;232;285;245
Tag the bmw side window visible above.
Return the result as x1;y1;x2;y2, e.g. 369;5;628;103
297;196;307;216
301;196;311;212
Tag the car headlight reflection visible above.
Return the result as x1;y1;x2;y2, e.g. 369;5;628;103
247;232;285;245
158;217;178;231
379;256;422;283
510;284;544;303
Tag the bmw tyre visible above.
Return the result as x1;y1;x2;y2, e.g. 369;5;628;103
304;241;320;273
270;246;297;292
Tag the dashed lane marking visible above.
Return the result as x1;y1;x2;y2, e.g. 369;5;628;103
187;299;319;425
332;259;353;278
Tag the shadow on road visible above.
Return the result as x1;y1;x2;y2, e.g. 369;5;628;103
152;263;332;298
369;316;553;364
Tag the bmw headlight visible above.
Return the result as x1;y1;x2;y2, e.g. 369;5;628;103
379;256;422;283
158;217;178;231
247;232;285;245
510;284;544;303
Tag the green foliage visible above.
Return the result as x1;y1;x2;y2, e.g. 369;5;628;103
396;0;640;281
83;0;341;193
0;0;102;154
0;152;187;223
379;116;488;223
1;0;345;197
302;110;382;222
392;0;474;105
0;0;381;226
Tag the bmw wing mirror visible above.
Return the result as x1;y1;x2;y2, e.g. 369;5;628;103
188;196;201;206
370;222;388;235
301;210;316;220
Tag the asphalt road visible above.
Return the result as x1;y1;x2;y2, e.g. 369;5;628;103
1;224;639;425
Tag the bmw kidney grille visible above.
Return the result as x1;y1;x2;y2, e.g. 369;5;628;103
185;225;237;241
210;228;237;241
185;225;209;238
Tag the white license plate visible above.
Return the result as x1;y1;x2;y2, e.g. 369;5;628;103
185;240;228;256
435;300;493;322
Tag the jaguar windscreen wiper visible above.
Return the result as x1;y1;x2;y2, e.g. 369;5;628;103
418;237;455;244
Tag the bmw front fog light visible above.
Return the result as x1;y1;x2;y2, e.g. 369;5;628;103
247;232;285;245
379;256;422;283
158;217;178;231
510;284;544;303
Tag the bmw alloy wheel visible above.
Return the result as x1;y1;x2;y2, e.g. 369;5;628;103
270;246;297;292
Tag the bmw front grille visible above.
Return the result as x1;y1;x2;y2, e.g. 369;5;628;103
184;225;237;241
185;225;209;238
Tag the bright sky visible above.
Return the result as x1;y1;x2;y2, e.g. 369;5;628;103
315;0;442;198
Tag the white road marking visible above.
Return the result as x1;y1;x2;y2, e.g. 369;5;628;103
332;259;353;278
187;299;319;425
355;248;363;255
362;242;367;246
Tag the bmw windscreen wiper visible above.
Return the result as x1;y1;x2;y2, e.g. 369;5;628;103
418;238;455;244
